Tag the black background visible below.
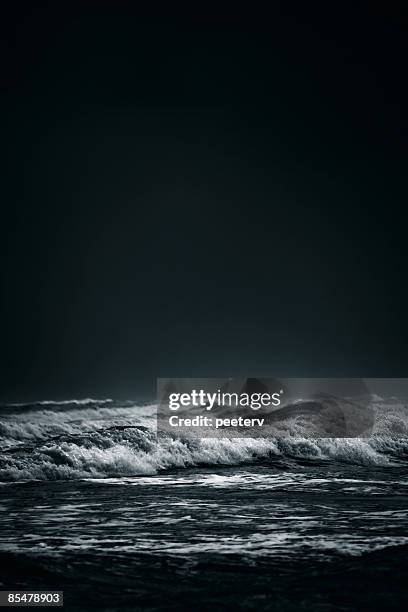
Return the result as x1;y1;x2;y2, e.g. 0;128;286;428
1;1;407;400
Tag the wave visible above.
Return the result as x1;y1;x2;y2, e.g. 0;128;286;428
1;399;408;481
0;398;114;408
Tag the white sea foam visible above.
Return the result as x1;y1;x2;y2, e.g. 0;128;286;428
1;398;408;481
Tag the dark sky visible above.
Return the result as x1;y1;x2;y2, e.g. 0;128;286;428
1;2;407;400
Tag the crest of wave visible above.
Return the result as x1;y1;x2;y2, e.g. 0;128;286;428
1;430;408;481
1;397;408;480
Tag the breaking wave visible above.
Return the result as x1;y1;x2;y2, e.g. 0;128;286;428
1;398;408;481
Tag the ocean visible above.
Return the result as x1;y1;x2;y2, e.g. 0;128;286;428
1;398;408;610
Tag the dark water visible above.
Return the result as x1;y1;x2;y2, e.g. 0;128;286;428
1;400;408;610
